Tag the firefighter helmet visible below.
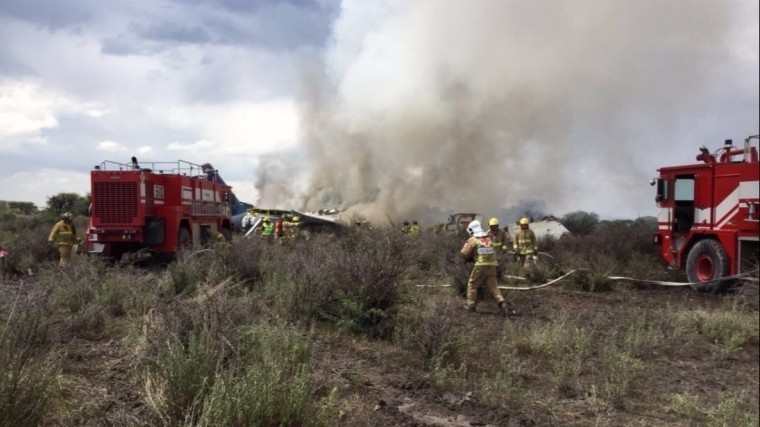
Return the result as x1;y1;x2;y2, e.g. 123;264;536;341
263;216;271;222
488;217;500;226
467;220;486;237
292;216;300;222
519;217;529;225
62;212;73;220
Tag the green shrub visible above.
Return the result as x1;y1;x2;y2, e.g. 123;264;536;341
195;323;335;427
145;331;221;425
0;289;57;427
394;297;460;366
0;214;57;275
675;308;758;356
277;229;414;338
596;345;643;407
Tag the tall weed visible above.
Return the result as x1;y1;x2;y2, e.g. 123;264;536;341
0;288;57;427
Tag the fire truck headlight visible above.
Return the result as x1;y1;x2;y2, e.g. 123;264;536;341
89;234;98;241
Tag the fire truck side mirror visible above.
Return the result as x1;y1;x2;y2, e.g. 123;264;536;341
653;178;668;203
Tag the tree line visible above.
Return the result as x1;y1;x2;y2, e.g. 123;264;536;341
0;193;90;217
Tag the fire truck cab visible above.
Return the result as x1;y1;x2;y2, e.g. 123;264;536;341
652;135;759;292
86;159;234;259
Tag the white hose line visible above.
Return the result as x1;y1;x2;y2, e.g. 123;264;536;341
608;272;756;288
498;270;579;291
415;270;757;291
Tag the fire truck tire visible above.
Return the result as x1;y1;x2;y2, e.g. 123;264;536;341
178;227;192;251
685;239;731;293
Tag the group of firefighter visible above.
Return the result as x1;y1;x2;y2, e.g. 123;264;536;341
255;215;303;244
460;217;537;318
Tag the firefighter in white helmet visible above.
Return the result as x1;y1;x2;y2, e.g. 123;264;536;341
460;220;512;317
48;212;78;267
486;217;509;282
513;217;537;269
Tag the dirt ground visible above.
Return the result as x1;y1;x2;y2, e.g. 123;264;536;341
37;276;756;427
311;284;758;426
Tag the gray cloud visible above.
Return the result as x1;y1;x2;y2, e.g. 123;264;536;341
0;0;91;30
97;0;339;56
137;21;212;44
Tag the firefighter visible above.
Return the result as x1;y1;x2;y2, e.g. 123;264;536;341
401;220;411;234
275;217;284;241
282;216;302;242
213;230;231;255
48;212;78;267
431;222;446;235
486;217;509;282
513;217;537;269
260;216;274;243
460;220;511;317
409;220;421;235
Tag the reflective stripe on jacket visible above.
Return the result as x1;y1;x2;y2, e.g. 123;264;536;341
461;236;498;267
487;228;508;250
48;221;76;246
513;229;536;255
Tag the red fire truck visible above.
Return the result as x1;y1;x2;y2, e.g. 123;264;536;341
86;158;233;259
652;134;759;292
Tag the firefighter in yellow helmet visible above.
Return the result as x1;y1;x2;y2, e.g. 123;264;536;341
460;220;513;317
48;212;78;267
513;217;537;269
409;220;421;235
281;215;302;243
486;217;509;282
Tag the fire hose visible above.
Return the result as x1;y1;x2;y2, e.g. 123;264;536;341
416;250;758;291
497;269;756;291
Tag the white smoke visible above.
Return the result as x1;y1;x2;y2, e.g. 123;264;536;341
256;0;759;224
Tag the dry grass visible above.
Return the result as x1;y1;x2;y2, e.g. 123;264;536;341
0;214;757;426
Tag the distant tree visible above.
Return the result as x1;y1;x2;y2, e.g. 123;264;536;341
561;210;600;235
46;193;88;217
7;201;38;215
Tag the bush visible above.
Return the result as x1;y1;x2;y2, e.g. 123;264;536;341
0;288;57;426
195;323;335;427
394;296;460;366
143;309;335;427
0;214;57;275
272;229;415;339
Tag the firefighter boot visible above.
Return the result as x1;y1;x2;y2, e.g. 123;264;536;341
498;301;508;318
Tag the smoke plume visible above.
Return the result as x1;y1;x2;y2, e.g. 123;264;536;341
256;0;758;224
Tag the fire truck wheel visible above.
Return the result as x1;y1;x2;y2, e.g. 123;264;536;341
178;227;192;251
685;239;730;293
